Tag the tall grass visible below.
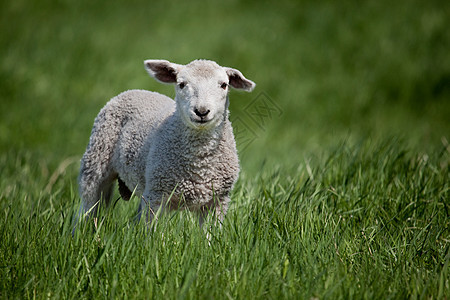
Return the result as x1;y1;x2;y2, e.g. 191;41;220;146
1;0;449;298
0;140;448;298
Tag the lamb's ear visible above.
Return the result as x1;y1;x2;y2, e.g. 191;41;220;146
144;60;181;84
225;67;256;92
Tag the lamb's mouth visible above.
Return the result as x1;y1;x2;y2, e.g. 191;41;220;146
191;117;213;125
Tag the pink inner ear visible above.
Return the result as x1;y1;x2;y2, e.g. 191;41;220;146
225;67;255;91
229;73;252;90
147;62;178;83
155;66;177;83
228;74;242;89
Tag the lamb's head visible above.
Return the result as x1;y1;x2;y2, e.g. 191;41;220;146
144;59;255;130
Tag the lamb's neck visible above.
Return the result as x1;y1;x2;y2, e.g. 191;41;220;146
173;117;227;156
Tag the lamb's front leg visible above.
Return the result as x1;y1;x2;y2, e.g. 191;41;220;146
198;196;230;227
138;191;165;225
215;196;230;224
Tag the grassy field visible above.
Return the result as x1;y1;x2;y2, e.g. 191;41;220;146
1;0;449;298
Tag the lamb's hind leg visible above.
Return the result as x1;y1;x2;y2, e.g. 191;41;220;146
73;106;123;233
74;154;117;232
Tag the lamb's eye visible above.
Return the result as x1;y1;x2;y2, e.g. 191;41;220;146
178;82;186;89
220;82;228;90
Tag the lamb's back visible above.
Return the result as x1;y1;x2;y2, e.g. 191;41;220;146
110;89;176;193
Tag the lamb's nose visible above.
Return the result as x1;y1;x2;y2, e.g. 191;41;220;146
194;108;210;117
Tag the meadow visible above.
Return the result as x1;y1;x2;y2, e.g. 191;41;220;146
0;0;449;298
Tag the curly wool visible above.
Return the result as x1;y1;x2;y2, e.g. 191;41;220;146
143;111;239;210
109;89;240;211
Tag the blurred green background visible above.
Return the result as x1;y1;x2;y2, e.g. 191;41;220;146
1;0;449;175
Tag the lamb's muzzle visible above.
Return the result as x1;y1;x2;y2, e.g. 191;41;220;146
194;108;210;118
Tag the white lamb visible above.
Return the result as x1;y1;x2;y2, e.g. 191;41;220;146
75;59;255;229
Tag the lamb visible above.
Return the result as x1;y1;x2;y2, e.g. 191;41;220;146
74;59;255;229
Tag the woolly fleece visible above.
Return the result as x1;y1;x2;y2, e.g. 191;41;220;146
77;59;255;226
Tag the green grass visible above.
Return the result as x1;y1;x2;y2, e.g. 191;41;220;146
1;140;448;299
1;0;449;298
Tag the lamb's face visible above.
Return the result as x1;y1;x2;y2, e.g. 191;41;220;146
175;61;230;130
144;59;255;130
